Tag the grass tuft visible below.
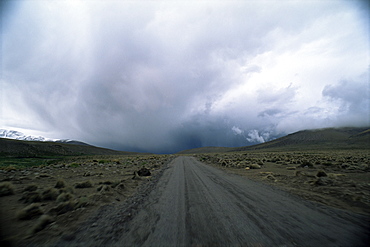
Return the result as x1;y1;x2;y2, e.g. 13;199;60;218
0;182;15;196
30;215;54;234
55;179;66;189
21;191;42;203
42;188;59;201
24;184;38;192
75;180;93;188
56;192;74;202
17;203;43;220
49;201;76;215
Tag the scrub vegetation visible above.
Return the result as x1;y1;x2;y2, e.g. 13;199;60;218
0;154;173;246
196;149;370;215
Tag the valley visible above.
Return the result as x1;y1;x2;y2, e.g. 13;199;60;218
0;127;369;246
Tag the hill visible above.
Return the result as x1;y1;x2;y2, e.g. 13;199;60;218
234;127;370;151
178;127;370;154
0;138;138;157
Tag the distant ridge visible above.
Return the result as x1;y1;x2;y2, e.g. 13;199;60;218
234;127;370;151
0;138;138;157
178;127;370;154
55;139;92;146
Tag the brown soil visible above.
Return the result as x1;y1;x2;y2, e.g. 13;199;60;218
195;149;370;216
0;155;173;246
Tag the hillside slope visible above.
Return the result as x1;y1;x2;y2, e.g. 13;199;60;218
0;138;137;157
178;127;370;154
232;127;370;152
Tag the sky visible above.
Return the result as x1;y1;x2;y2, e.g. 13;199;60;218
1;0;369;153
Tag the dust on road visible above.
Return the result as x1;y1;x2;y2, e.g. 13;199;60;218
58;156;369;247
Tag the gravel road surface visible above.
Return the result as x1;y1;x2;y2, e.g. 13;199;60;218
58;156;369;247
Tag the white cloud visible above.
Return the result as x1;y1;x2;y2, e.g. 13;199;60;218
246;130;265;144
232;126;244;136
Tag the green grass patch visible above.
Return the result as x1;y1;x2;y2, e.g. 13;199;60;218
98;160;110;164
0;156;62;169
68;163;80;168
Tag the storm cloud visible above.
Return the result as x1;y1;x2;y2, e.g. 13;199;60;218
1;0;369;153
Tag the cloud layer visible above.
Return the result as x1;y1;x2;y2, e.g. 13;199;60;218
1;0;369;153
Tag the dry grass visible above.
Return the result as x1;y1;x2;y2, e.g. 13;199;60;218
55;179;65;189
196;149;370;215
0;155;172;245
56;192;74;203
75;180;93;189
17;203;43;220
42;188;59;201
0;182;15;196
30;215;54;234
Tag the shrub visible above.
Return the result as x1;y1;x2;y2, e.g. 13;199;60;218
4;166;17;172
314;177;334;186
69;163;79;168
98;160;109;164
328;173;346;179
115;183;125;191
42;188;59;201
55;179;66;189
316;170;328;177
0;182;15;196
97;185;110;192
265;174;277;181
98;180;113;185
17;203;43;220
24;184;38;192
322;162;333;166
249;164;261;169
59;186;74;194
21;192;42;203
30;215;54;234
137;168;151;176
49;201;75;215
75;197;90;208
300;160;314;168
56;192;73;202
295;171;306;176
110;181;121;188
75;180;93;189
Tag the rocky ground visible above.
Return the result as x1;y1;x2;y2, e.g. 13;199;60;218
0;155;173;246
195;149;370;216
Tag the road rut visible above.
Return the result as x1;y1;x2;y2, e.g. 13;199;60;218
59;156;369;246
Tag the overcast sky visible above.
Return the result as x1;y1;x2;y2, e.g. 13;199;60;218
1;0;369;153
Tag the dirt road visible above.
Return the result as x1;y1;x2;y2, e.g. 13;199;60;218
57;156;369;246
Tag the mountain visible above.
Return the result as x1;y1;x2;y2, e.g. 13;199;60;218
0;129;90;146
0;138;138;157
233;127;370;151
178;127;370;154
0;129;46;141
0;129;141;157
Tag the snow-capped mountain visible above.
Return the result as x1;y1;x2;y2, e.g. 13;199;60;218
0;129;90;146
0;129;47;141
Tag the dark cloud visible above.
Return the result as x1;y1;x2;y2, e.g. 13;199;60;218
1;1;369;153
322;75;370;126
